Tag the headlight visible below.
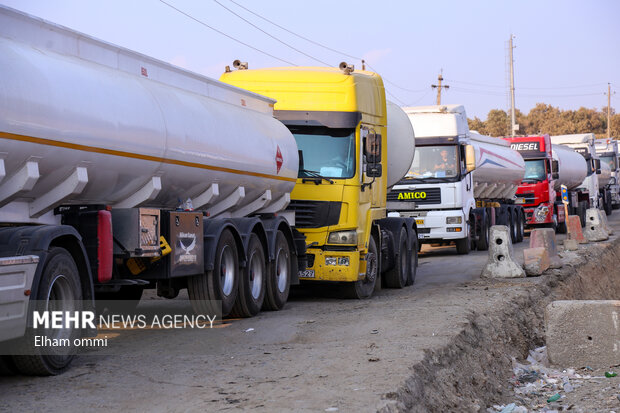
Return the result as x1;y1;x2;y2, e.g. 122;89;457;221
328;230;357;244
446;216;462;224
534;205;550;222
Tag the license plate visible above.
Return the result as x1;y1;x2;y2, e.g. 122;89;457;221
415;219;424;225
299;269;315;278
515;198;525;204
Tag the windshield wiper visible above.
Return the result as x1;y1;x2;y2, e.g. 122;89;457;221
522;178;542;183
299;169;334;184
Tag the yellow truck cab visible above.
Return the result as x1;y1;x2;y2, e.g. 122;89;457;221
221;64;417;298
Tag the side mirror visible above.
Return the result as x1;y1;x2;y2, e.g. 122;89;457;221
366;163;382;178
465;144;476;173
364;131;381;163
594;158;601;174
551;160;559;179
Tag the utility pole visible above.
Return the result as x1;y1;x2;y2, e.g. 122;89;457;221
508;34;517;137
431;70;449;105
605;83;615;138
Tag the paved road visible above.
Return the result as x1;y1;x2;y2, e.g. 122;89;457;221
0;214;614;412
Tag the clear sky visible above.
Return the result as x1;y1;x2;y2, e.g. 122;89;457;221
1;0;618;120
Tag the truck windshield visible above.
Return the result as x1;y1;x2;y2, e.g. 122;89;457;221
600;155;616;171
405;145;458;179
523;159;546;182
289;126;356;179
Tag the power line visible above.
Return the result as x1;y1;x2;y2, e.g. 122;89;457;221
408;89;433;106
449;79;610;91
158;0;297;66
223;0;426;95
225;0;362;61
212;0;331;66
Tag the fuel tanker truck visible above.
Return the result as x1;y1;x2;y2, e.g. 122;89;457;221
387;105;525;254
221;64;418;299
550;134;613;218
594;138;620;210
505;135;588;232
0;5;307;375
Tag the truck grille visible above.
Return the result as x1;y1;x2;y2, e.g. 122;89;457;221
387;188;441;205
286;200;342;228
516;193;536;204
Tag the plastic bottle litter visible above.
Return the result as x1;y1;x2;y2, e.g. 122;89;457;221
500;403;516;413
547;393;561;403
605;371;618;378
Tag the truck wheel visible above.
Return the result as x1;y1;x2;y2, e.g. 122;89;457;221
344;236;377;299
477;212;490;251
188;229;239;317
263;231;291;311
577;201;588;227
384;227;408;289
230;234;266;318
96;285;144;314
604;191;613;216
509;208;518;243
0;356;18;376
455;224;471;255
516;209;525;242
13;247;82;376
406;235;418;286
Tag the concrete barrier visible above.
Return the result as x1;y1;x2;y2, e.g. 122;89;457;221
523;247;550;276
599;210;614;235
546;300;620;368
566;215;587;244
563;239;578;251
582;208;609;242
528;228;562;269
481;225;525;278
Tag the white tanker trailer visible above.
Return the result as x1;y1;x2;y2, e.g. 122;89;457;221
594;138;620;209
388;104;526;254
551;133;614;216
0;5;307;375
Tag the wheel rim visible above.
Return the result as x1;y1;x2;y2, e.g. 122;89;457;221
275;248;288;293
249;251;263;300
400;248;407;280
46;274;76;343
365;253;377;284
219;245;235;296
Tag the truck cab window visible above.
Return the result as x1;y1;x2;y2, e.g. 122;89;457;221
406;145;458;179
523;159;546;182
289;126;356;179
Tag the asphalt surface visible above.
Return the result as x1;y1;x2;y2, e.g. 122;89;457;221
0;214;616;412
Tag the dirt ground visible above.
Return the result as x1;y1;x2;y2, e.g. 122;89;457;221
1;214;619;412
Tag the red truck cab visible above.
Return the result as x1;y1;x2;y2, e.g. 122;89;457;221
505;135;563;228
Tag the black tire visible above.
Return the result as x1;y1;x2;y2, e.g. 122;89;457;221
344;236;378;299
477;212;490;251
188;229;239;317
604;191;613;216
95;285;144;314
0;356;18;376
12;247;82;376
263;231;291;311
516;208;525;242
455;225;471;255
577;201;588;227
384;228;408;289
230;234;266;318
406;233;418;286
509;207;518;243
